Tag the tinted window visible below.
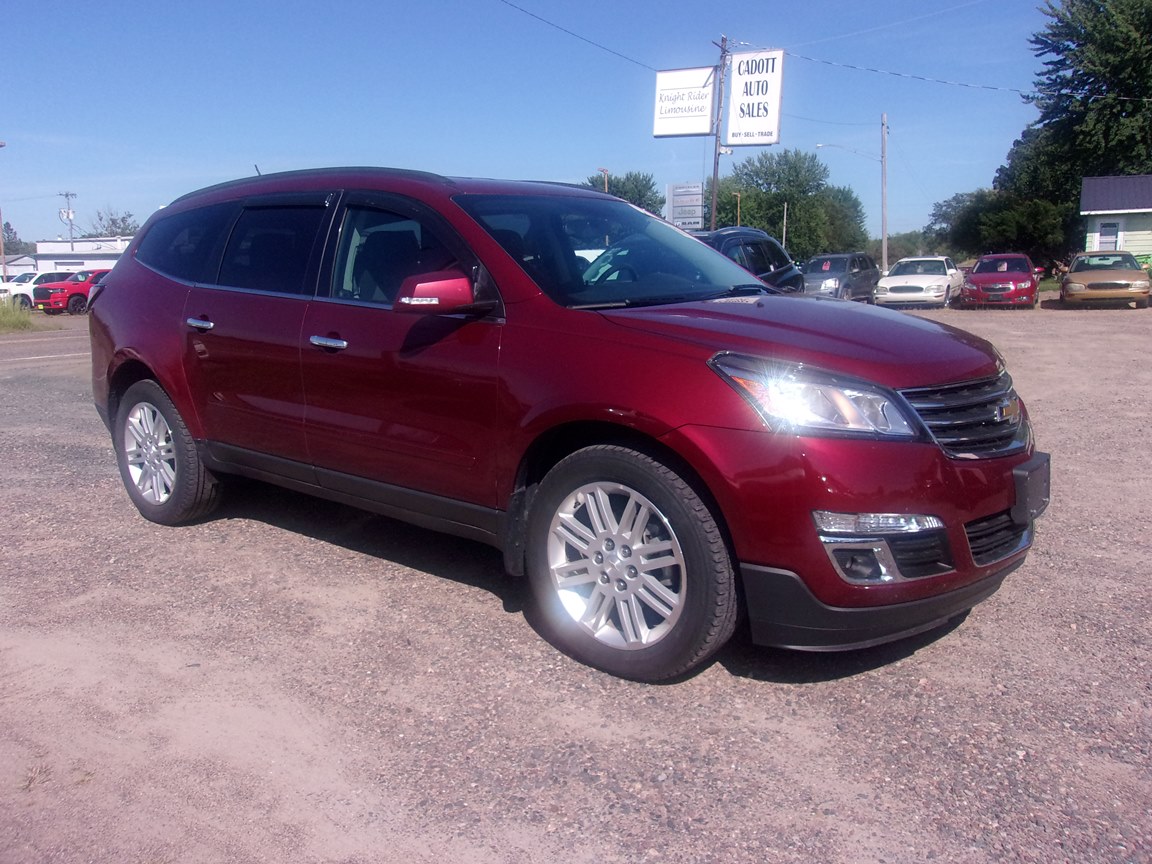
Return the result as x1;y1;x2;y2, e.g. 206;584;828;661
331;206;457;305
135;203;235;282
809;256;847;274
218;205;327;294
741;242;772;276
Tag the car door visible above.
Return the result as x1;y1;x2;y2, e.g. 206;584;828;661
945;258;963;300
181;194;333;477
299;195;503;511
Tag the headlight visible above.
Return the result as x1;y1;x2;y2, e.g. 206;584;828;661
1130;280;1149;290
710;354;918;438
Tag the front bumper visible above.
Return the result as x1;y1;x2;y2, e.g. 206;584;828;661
741;558;1021;649
961;286;1036;305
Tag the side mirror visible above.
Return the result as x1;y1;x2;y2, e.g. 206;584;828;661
393;268;493;315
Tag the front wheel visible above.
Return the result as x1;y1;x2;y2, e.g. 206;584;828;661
113;380;221;525
14;295;31;310
526;446;738;681
67;294;87;314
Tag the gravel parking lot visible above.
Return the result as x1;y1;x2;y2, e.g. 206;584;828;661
1;305;1149;864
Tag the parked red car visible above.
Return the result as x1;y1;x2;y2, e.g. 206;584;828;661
89;168;1049;681
959;254;1039;307
34;269;111;314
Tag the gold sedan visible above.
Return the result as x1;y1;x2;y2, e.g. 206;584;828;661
1061;252;1150;309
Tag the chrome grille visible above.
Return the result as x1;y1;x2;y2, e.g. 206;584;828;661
900;373;1028;458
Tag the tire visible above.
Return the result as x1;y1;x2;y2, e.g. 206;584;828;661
15;295;31;310
67;294;87;314
526;445;738;681
1136;296;1149;310
113;380;221;525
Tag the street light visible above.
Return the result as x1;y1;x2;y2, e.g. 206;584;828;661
816;113;889;273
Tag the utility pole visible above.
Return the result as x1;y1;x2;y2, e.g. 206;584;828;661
58;191;77;250
881;113;888;273
708;35;729;231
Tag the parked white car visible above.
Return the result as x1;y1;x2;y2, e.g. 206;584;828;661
0;271;76;309
874;256;963;308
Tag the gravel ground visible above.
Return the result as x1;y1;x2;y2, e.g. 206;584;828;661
0;305;1148;864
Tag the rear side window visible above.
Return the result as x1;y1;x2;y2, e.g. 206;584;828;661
135;203;235;283
218;206;328;295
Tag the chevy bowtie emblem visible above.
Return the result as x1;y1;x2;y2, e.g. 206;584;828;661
996;397;1021;422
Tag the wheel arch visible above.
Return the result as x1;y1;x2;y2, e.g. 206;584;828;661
501;421;735;582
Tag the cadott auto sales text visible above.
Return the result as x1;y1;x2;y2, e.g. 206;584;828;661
734;54;778;120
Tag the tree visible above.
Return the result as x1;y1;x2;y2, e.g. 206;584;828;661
584;171;665;215
876;230;932;263
2;222;35;256
995;0;1152;253
923;192;978;250
935;188;1066;262
707;149;870;260
84;208;140;238
818;185;868;253
729;148;828;197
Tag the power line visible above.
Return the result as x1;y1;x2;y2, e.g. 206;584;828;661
494;1;1152;105
784;51;1037;97
495;0;656;71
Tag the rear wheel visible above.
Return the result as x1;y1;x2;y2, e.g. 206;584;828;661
113;380;221;525
526;445;738;681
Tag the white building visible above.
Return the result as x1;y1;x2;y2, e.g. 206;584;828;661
32;236;132;273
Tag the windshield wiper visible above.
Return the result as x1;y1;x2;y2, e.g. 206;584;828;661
698;283;776;300
570;285;775;310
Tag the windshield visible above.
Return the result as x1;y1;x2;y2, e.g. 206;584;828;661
1071;253;1141;272
889;259;946;277
455;194;772;308
806;256;848;275
973;257;1029;274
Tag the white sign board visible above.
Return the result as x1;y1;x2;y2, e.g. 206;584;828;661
653;67;716;138
726;50;784;146
667;182;704;229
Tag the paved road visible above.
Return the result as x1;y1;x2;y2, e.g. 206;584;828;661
1;306;1149;864
0;315;90;367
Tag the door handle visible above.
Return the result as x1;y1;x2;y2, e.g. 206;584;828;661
309;335;349;351
186;318;214;331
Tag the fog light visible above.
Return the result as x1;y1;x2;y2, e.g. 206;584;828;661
830;547;889;582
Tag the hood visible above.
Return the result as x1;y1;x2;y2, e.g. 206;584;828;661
599;295;1001;389
966;270;1033;285
879;273;949;288
1064;267;1147;284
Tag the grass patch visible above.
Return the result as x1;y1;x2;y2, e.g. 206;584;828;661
0;303;36;333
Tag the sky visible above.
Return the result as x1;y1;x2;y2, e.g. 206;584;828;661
1;0;1049;246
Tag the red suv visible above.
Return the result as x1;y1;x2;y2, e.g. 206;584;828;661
89;168;1050;681
959;253;1039;307
34;269;111;315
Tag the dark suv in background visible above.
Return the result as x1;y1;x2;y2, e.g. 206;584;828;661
802;252;881;301
691;227;804;292
89;168;1049;682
